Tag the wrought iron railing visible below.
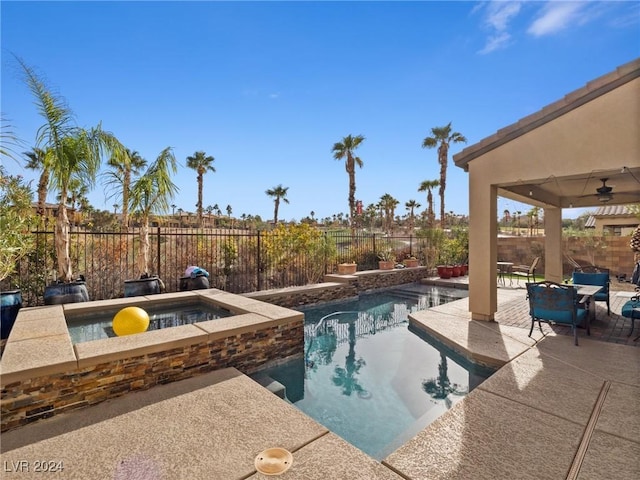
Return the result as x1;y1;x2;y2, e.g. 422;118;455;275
10;228;423;306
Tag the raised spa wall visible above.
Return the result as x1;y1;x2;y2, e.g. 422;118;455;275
1;266;430;432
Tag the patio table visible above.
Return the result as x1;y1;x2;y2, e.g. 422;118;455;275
571;283;603;327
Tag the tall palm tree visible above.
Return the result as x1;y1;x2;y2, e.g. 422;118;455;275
265;184;289;224
186;151;215;228
129;147;178;277
24;147;50;218
405;199;421;232
379;193;398;233
418;179;440;228
422;123;466;229
105;148;146;230
332;134;365;228
17;56;125;282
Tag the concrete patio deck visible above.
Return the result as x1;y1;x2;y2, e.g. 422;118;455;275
1;280;638;479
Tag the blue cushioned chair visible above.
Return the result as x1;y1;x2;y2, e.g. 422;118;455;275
572;267;610;317
621;296;640;339
526;281;589;346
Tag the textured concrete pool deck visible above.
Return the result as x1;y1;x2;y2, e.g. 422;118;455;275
1;285;638;479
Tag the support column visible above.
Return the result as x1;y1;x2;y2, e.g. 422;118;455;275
544;207;563;282
468;178;497;321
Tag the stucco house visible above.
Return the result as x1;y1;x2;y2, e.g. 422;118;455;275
584;204;639;236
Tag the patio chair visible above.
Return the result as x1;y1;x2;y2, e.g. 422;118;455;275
513;257;540;284
572;267;610;316
620;295;639;339
526;280;589;346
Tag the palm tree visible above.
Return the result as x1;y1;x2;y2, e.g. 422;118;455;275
418;179;439;228
422;123;466;229
405;199;421;232
332;134;365;228
105;149;146;230
265;184;289;224
186;151;215;228
379;193;398;233
129;147;178;277
422;353;466;409
205;204;214;227
17;56;125;283
24;147;50;218
177;208;184;227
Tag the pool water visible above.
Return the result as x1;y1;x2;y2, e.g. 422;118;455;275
66;302;232;344
256;285;494;460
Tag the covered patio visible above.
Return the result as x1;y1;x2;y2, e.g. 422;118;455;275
453;58;640;321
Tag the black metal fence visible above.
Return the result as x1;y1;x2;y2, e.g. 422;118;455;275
10;228;424;307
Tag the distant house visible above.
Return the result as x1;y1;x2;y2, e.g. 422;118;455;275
584;205;639;236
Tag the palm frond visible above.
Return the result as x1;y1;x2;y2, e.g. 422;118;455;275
14;56;76;158
0;115;25;162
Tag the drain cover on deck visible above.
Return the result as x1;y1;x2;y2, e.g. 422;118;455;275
254;448;293;475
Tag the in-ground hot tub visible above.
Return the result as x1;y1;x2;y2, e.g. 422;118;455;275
0;289;304;432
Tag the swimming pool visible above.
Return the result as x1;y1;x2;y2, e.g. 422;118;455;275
254;284;495;460
66;301;232;344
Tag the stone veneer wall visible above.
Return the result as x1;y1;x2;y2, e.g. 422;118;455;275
246;267;430;308
1;322;302;432
497;235;636;277
1;267;427;432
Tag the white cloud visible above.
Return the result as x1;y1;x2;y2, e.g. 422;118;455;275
527;1;591;37
269;93;280;99
479;32;512;54
477;1;522;54
485;1;522;31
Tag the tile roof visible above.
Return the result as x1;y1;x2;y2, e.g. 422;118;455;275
591;205;635;217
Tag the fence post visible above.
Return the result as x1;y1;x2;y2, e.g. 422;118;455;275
373;233;377;258
324;231;328;275
257;230;262;291
157;226;161;277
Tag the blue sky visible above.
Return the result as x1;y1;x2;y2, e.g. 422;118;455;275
2;1;639;222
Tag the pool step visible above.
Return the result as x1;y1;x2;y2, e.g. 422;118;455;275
387;289;426;301
250;374;287;400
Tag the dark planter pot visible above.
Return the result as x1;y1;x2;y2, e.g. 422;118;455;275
44;281;90;305
179;275;210;291
124;277;162;297
438;266;453;279
437;265;446;277
461;264;469;275
1;290;23;340
452;266;462;277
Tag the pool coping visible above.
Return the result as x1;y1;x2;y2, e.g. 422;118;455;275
0;289;303;384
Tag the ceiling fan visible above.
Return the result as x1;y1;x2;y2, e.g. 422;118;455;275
595;178;613;203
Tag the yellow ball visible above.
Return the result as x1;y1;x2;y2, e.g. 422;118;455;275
113;307;150;336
